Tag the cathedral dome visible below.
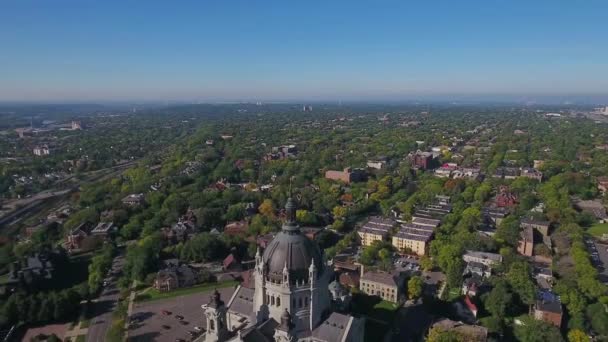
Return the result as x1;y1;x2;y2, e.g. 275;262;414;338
262;197;323;283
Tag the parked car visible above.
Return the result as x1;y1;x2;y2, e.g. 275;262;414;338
194;326;203;332
175;315;184;320
162;310;172;315
162;325;171;330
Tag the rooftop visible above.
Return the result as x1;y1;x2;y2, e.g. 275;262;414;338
361;271;401;287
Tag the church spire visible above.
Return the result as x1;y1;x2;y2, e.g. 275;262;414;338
282;196;299;232
282;179;299;233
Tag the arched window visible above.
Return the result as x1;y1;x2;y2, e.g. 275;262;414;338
266;294;270;304
298;298;303;308
271;296;275;306
277;297;281;306
210;319;215;331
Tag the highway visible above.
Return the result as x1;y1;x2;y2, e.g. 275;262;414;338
86;254;125;342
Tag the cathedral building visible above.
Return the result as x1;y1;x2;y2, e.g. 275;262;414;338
201;196;365;342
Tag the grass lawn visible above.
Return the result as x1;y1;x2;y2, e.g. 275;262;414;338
374;300;399;311
351;293;399;323
135;280;238;303
75;335;86;342
588;223;608;237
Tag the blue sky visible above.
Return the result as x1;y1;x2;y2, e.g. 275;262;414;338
1;0;607;102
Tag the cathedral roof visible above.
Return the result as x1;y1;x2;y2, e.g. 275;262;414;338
261;197;324;283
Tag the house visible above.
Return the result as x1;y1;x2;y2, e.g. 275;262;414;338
224;220;249;237
359;270;404;303
464;262;491;278
411;216;441;228
463;251;502;268
91;221;116;238
407;150;435;170
451;167;482;180
482;207;508;227
122;193;145;207
265;144;298;161
33;145;51;156
65;222;96;251
596;177;608;194
531;290;563;328
413;203;452;220
162;210;197;243
574;199;608;223
534;265;553;289
392;223;434;256
153;263;197;292
429;319;488;342
518;226;534;257
462;275;483;297
357;217;395;246
521;218;551;237
24;224;44;239
325;167;367;184
520;168;543;182
434;164;457;178
366;160;386;170
339;271;360;288
493;167;519;180
496;186;518;208
162;221;193;243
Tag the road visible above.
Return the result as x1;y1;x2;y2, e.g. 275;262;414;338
86;254;125;342
589;239;608;284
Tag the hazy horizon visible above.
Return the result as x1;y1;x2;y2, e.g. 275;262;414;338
1;0;607;102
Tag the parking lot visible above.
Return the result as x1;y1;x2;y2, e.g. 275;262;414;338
128;287;236;341
394;255;421;272
585;238;608;283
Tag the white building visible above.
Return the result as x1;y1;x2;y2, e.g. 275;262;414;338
33;145;51;156
202;197;364;342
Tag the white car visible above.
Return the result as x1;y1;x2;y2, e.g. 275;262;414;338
194;326;203;332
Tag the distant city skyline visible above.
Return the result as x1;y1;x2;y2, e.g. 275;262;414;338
1;0;607;102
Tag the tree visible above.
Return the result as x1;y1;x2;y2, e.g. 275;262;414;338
420;255;434;271
506;261;536;305
180;233;228;263
296;209;318;225
586;302;608;336
482;280;512;319
513;316;564;342
407;276;423;299
567;329;590;342
427;326;466;342
225;203;247;221
332;205;348;219
495;216;520;247
258;199;275;218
